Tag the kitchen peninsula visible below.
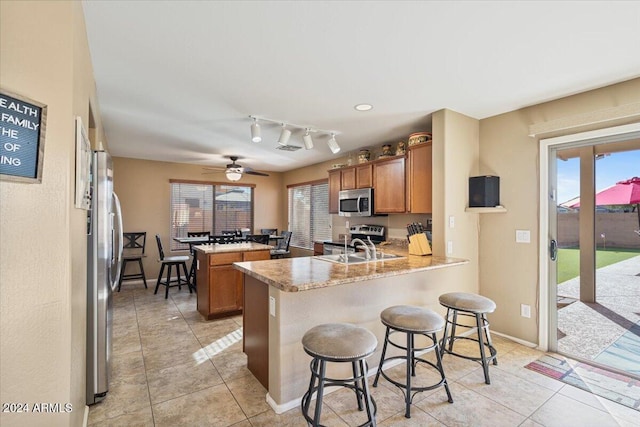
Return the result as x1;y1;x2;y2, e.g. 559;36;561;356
233;249;469;413
194;242;272;320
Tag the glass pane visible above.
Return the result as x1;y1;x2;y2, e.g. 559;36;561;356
214;185;253;234
170;183;214;250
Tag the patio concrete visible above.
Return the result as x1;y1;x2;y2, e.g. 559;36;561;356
556;255;640;376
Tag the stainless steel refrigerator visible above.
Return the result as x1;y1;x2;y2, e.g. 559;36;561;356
86;150;123;405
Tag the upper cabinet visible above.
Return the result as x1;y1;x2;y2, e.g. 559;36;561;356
407;142;432;214
327;141;432;215
373;157;406;213
341;164;373;190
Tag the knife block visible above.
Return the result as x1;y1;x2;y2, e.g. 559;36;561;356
408;233;432;256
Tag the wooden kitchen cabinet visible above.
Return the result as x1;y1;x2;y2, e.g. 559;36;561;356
407;142;432;213
373;157;406;213
355;164;373;188
328;169;341;213
195;247;271;320
313;242;325;256
341;167;356;189
342;164;373;189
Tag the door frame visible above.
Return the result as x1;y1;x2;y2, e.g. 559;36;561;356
537;122;640;351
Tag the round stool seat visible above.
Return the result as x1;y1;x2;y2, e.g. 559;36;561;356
380;305;445;333
302;323;377;361
439;292;496;314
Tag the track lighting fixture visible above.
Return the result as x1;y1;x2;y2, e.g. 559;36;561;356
327;133;340;154
302;129;314;150
277;124;291;146
248;115;341;154
250;118;261;143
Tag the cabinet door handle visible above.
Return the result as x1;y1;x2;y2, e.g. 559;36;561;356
550;239;558;261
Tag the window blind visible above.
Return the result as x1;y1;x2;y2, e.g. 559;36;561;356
169;182;253;250
288;181;330;250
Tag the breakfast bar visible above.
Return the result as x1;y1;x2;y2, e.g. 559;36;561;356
233;249;469;413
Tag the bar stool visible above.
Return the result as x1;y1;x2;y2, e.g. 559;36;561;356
373;305;453;418
154;235;191;299
118;232;147;291
439;292;497;384
301;323;378;427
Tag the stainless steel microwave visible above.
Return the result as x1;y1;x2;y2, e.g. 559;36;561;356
339;188;373;217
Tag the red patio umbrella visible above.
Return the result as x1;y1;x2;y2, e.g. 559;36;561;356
568;177;640;229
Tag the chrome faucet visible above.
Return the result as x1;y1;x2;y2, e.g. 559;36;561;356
351;238;371;260
366;236;377;260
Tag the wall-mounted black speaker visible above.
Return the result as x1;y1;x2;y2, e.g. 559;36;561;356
469;176;500;207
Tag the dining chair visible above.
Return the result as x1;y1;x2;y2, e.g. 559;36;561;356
270;231;292;259
210;235;236;244
246;234;270;244
118;232;148;291
154;234;191;299
186;231;210;288
260;228;278;236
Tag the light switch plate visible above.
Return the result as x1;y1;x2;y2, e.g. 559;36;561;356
521;304;531;318
516;230;531;243
449;216;455;228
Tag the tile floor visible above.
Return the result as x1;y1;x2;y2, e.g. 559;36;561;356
88;285;640;427
557;256;640;376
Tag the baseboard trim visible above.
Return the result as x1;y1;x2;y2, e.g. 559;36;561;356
83;405;89;427
491;330;538;349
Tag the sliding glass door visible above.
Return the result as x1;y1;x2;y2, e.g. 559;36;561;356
545;130;640;378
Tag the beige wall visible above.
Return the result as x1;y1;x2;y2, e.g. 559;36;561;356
113;157;283;281
0;1;102;425
479;77;640;344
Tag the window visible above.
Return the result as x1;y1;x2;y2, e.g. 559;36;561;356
288;180;331;250
170;180;254;250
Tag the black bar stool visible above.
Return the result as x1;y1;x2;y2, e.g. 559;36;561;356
118;232;147;291
373;305;453;418
301;323;378;427
154;235;191;299
439;292;497;384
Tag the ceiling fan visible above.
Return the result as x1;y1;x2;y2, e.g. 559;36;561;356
202;156;269;182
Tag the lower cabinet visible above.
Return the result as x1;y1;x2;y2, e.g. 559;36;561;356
196;249;271;320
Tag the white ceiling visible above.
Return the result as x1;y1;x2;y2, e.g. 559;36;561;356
82;1;640;174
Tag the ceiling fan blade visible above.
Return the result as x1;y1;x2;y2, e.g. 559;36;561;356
244;169;269;177
202;166;225;171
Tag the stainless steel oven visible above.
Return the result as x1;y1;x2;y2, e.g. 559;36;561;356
338;188;373;217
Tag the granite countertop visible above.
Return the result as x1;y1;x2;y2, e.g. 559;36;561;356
194;242;273;254
233;245;468;292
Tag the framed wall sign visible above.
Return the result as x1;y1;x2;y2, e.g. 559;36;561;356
75;116;92;210
0;89;47;183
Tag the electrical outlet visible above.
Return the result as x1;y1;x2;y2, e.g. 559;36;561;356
447;241;453;254
520;304;531;318
269;296;276;317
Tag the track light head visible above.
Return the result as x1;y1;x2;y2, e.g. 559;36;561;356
277;124;291;146
250;119;261;143
302;129;314;150
327;133;340;154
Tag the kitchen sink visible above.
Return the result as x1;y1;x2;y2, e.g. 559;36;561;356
315;252;405;265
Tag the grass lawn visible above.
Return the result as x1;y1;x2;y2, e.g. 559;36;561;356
557;248;640;283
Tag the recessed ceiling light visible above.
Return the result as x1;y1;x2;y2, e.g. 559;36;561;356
354;103;373;111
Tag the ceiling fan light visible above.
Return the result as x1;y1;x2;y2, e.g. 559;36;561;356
251;120;261;143
278;125;291;146
327;133;340;154
225;169;242;182
302;129;314;150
